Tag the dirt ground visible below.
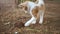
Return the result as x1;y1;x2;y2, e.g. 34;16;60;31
0;0;60;34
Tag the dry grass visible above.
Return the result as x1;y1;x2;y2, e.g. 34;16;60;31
0;0;60;34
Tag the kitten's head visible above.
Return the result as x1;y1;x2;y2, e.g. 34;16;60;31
18;2;28;13
18;2;28;11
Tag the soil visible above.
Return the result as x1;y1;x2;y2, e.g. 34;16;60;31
0;0;60;34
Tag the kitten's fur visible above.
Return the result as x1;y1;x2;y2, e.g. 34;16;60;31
18;0;45;26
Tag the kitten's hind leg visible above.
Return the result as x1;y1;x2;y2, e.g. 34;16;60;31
39;11;44;24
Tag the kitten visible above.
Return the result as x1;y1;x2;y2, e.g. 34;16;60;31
18;0;45;26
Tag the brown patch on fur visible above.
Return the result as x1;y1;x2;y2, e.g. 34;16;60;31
39;5;45;11
32;5;45;18
32;5;45;23
32;6;39;18
22;6;27;11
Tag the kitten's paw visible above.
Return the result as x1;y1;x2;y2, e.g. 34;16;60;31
39;21;43;24
24;22;30;26
32;21;36;24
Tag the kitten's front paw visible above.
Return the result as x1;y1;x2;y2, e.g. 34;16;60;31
24;22;30;26
31;21;36;24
